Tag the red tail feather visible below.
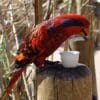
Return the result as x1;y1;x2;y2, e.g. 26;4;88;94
1;67;26;100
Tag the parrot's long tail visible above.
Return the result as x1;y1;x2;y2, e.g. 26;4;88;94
1;67;26;100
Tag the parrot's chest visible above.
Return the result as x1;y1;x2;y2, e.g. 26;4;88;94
36;30;68;57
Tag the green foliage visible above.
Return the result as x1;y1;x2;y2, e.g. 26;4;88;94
0;42;9;79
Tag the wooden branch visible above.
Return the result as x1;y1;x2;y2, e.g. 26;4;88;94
26;70;32;81
44;0;52;20
67;0;72;13
76;0;81;14
8;3;19;49
0;5;12;63
81;0;89;9
34;0;42;25
0;34;3;44
23;0;31;27
22;72;32;100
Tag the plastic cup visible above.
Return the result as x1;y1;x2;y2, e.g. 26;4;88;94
60;51;80;68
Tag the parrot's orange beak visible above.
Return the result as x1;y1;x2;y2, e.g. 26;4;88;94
15;53;25;61
80;28;90;40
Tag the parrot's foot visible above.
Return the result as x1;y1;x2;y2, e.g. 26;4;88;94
44;60;60;65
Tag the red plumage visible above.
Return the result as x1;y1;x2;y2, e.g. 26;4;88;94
1;14;90;99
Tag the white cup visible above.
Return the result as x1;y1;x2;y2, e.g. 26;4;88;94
60;51;80;68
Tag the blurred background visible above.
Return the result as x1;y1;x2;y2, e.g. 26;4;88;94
0;0;100;100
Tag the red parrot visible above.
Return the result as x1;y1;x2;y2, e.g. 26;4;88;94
1;14;90;99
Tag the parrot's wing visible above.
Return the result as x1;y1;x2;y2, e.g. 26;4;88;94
1;67;26;100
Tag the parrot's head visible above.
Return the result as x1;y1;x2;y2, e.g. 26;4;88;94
50;14;90;41
14;40;38;69
61;14;90;40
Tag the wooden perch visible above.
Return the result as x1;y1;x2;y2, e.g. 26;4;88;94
36;63;92;100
